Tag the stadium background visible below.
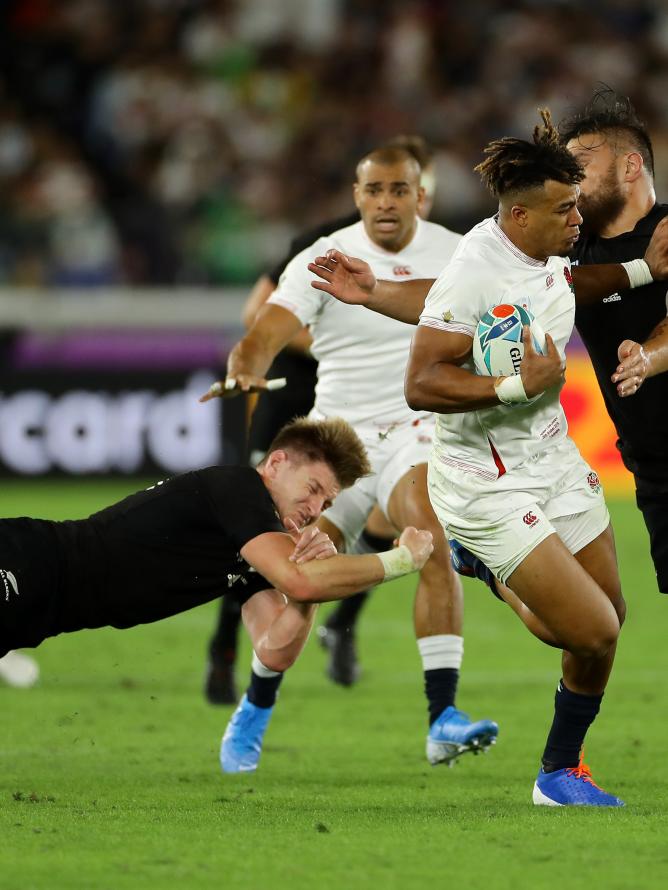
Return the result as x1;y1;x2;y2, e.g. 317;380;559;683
1;2;667;888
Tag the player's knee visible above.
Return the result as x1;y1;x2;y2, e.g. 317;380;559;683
569;618;619;659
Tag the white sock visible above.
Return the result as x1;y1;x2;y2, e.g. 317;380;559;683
417;634;463;671
251;651;281;678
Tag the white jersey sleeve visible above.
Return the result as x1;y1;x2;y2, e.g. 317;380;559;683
419;244;498;340
266;237;330;326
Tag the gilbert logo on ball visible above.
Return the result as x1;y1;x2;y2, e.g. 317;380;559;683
472;304;546;378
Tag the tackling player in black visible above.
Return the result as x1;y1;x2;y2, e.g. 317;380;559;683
560;89;668;594
0;418;433;703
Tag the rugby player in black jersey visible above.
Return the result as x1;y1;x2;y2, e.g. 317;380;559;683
0;417;433;769
560;90;668;595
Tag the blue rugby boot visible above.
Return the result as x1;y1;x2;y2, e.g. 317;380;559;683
220;694;273;773
533;754;625;807
449;539;503;601
427;705;499;766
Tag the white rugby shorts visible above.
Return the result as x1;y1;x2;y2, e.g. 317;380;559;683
428;437;610;584
314;412;435;552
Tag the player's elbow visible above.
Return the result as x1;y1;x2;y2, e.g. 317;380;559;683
405;372;433;412
278;567;321;603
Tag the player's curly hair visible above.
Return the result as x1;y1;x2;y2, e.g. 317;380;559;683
266;416;371;490
559;87;654;176
475;109;585;198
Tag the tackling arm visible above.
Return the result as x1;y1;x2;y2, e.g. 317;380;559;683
240;527;432;603
573;215;668;306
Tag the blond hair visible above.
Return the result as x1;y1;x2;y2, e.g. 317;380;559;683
265;417;371;490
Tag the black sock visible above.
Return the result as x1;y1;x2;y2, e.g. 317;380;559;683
247;669;284;709
326;590;370;632
209;594;243;664
541;679;603;772
425;668;459;726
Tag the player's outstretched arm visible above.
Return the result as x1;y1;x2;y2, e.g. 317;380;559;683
613;316;668;397
572;217;668;306
240;526;433;603
308;249;433;324
199;303;301;402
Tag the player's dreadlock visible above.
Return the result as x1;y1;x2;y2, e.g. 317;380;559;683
559;87;654;176
475;109;584;198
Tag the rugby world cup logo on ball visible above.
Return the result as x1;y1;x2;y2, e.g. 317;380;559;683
473;303;546;379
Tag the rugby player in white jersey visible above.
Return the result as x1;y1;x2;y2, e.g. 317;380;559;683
201;146;498;773
308;111;668;806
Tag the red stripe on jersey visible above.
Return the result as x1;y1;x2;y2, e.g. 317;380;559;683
488;437;506;478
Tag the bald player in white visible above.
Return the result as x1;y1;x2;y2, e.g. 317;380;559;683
202;147;498;774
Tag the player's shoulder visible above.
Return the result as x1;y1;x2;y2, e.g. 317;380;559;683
418;218;462;247
440;221;503;280
326;219;368;251
195;465;262;490
290;212;359;255
642;202;668;232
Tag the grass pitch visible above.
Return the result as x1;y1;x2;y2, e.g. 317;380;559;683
1;479;667;889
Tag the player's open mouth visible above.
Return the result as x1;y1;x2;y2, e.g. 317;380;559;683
375;217;399;231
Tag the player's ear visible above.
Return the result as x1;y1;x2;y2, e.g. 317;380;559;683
264;449;289;477
624;151;643;182
416;185;426;213
353;181;362;210
510;204;529;228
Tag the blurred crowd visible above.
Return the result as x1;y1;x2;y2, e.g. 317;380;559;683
1;0;668;288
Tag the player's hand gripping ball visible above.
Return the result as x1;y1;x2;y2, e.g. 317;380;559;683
473;303;546;378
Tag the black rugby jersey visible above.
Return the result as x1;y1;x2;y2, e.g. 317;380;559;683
0;467;283;650
573;203;668;483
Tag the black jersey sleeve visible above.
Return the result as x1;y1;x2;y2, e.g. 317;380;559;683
196;466;284;553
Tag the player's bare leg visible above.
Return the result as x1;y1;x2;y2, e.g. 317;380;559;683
387;463;498;765
221;588;318;774
450;540;576;648
493;580;560;647
506;528;625;806
242;588;319;674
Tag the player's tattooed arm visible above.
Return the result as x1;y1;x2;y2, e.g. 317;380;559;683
308;249;432;324
613;315;668;397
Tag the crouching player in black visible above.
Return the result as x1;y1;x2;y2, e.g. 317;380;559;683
0;417;433;771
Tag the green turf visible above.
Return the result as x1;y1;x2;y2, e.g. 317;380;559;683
1;481;667;889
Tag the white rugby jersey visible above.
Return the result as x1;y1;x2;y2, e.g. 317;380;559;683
419;216;576;481
268;218;461;426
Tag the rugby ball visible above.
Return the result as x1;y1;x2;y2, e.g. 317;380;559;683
472;303;546;378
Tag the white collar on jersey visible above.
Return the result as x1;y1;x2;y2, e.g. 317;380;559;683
491;216;547;268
